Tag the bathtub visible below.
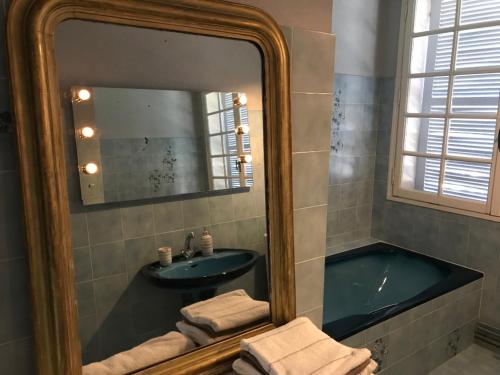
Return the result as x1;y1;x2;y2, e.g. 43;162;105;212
322;242;483;374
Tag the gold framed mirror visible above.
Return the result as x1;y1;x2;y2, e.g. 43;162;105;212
6;0;295;374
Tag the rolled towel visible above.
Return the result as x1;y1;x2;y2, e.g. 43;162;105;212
176;320;233;346
82;331;195;375
180;289;269;334
240;317;375;375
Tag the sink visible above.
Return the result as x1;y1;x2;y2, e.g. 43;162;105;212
141;249;260;289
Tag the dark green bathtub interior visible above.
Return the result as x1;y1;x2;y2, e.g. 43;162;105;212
323;250;450;324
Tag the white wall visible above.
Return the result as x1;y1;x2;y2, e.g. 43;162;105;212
92;88;201;139
55;20;263;110
332;0;402;77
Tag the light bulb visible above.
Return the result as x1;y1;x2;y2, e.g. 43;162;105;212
238;94;247;105
80;126;95;139
233;93;248;107
235;124;250;135
77;89;91;101
82;162;98;175
240;154;252;163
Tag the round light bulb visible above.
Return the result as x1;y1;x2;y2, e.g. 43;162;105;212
238;94;248;106
243;154;253;163
77;89;91;101
80;126;95;139
83;162;98;175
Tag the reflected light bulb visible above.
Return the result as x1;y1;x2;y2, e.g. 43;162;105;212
77;89;91;101
238;94;248;105
235;124;250;135
242;154;252;163
80;126;95;139
83;162;98;175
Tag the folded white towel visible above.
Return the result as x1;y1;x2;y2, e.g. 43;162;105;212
240;317;375;375
176;320;233;346
82;331;195;375
233;358;377;375
233;358;262;375
180;289;269;334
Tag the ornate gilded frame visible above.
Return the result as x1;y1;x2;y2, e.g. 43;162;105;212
6;0;295;374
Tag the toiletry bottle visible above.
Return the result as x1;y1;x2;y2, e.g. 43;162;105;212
200;229;213;256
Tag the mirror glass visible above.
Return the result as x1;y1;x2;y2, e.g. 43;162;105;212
71;86;255;205
55;20;269;373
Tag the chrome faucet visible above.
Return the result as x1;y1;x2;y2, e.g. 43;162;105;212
181;232;196;260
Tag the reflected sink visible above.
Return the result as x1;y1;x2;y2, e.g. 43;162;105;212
141;249;260;289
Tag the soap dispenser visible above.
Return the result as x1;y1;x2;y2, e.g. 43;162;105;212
200;228;213;256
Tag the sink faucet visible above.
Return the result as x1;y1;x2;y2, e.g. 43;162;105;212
181;232;196;260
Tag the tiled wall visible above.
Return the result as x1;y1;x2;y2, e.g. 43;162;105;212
326;74;378;255
372;78;500;331
286;27;335;327
0;1;35;373
100;136;208;202
71;190;268;363
0;0;335;372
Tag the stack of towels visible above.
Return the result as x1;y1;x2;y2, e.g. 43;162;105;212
176;289;270;346
233;317;377;375
82;331;195;375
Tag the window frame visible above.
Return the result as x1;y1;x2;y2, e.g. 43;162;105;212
202;92;253;189
388;0;500;221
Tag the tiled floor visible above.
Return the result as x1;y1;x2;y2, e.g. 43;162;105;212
428;344;500;375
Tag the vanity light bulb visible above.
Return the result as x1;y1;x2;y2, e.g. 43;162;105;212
242;154;252;163
233;94;248;107
80;126;95;139
238;94;248;105
83;162;98;175
77;89;91;101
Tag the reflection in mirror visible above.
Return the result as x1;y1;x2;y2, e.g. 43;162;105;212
55;20;269;373
71;87;255;205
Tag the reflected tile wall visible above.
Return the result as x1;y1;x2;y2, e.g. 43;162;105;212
71;192;268;364
327;74;378;255
372;77;500;332
100;136;208;202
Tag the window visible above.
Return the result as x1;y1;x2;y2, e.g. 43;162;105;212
390;0;500;218
203;92;253;189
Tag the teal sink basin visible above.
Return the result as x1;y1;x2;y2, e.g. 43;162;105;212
141;249;259;289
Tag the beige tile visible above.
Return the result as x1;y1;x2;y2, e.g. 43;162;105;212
291;29;335;93
254;189;267;217
233;191;257;219
295;257;325;313
211;222;237;249
292;151;330;208
235;218;260;249
292;93;333;152
232;0;333;33
280;25;293;54
154;230;184;256
208;195;234;224
299;306;324;328
153;201;184;233
182;198;210;228
294;205;327;263
121;205;154;239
